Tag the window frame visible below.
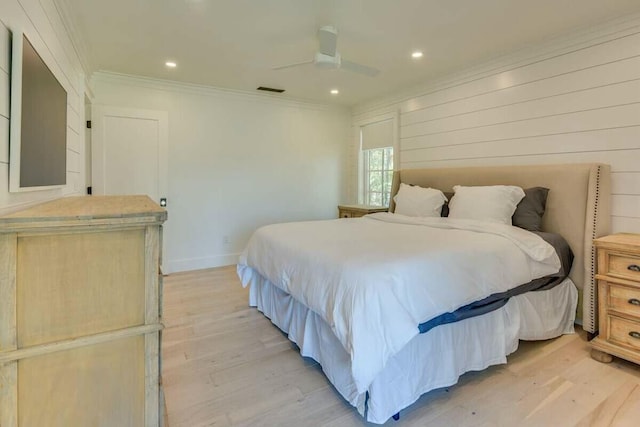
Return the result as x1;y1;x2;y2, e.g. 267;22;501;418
355;111;399;207
361;146;394;207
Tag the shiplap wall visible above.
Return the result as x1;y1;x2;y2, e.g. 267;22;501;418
352;16;640;234
0;0;85;215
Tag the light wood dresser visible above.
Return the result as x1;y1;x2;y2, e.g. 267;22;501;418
338;204;388;218
0;196;167;426
591;233;640;365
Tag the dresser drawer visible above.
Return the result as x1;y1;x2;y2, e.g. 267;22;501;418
609;284;640;318
607;253;640;282
609;316;640;351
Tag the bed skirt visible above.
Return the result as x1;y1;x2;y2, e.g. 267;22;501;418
247;273;577;424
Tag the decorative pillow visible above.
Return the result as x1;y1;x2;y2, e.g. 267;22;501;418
512;187;549;232
448;185;525;225
393;183;447;217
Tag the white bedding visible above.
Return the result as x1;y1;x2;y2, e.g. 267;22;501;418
247;273;577;424
238;213;561;393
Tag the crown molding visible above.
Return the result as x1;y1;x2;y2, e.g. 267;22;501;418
91;71;350;113
353;11;640;118
52;0;94;79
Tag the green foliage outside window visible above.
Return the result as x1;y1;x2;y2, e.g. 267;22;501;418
363;147;393;207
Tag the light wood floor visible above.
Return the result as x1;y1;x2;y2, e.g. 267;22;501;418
161;266;640;426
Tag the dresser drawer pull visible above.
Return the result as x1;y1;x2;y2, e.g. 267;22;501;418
630;298;640;306
629;331;640;340
628;264;640;272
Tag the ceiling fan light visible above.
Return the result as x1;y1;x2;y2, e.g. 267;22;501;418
315;52;341;69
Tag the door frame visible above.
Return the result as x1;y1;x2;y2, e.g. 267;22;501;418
91;105;168;202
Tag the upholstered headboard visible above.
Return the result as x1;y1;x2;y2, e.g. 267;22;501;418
389;164;611;332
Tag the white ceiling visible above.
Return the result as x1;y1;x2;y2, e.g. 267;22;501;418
64;0;640;106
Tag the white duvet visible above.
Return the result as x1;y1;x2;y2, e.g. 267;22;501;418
237;213;560;393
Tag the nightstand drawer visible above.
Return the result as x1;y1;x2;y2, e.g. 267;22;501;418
609;284;640;318
609;316;640;351
607;253;640;282
340;211;352;218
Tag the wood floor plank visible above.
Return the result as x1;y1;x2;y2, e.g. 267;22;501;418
574;380;640;427
236;385;353;427
162;266;640;426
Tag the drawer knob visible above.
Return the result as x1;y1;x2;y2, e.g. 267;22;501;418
630;298;640;306
628;264;640;272
630;331;640;340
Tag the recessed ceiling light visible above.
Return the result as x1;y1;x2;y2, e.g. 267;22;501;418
330;89;339;95
411;51;423;59
165;61;177;68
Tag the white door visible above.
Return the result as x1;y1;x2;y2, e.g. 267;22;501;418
91;106;168;203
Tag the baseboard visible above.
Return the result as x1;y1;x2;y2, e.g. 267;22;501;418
163;253;241;274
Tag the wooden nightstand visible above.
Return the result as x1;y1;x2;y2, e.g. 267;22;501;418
337;204;388;218
591;233;640;365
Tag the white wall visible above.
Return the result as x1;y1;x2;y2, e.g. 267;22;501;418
91;73;351;273
0;0;86;215
352;15;640;234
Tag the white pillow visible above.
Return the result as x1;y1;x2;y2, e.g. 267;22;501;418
448;185;525;225
393;183;447;217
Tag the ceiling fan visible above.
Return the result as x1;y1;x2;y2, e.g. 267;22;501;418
273;25;380;77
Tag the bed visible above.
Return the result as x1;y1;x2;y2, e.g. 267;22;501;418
237;163;611;423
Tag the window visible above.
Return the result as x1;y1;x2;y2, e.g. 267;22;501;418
362;147;394;206
360;118;395;207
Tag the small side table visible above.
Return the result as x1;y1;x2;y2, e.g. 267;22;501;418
591;233;640;365
337;204;388;218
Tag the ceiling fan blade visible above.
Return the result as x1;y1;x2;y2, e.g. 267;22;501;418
341;59;380;77
318;25;338;56
272;59;314;70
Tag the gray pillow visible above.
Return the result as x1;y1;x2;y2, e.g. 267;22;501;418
440;192;454;217
512;187;549;231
